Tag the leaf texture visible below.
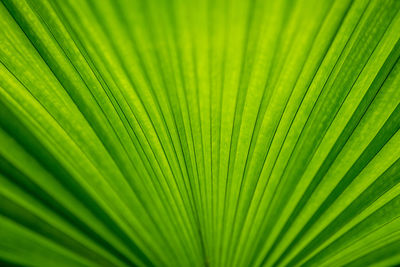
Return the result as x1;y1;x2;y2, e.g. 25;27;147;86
0;0;399;266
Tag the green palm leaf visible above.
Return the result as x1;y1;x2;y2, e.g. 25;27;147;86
0;0;399;266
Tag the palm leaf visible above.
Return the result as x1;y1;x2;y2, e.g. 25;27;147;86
0;0;399;266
